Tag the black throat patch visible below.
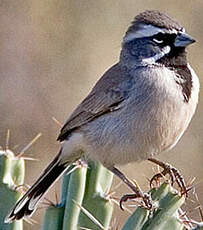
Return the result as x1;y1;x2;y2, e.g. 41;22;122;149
158;48;192;103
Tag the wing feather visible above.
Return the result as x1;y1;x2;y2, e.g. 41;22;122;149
57;64;128;141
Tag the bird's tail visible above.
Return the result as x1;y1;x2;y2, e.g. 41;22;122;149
5;149;67;223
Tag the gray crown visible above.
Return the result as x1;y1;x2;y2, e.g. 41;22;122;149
127;10;183;35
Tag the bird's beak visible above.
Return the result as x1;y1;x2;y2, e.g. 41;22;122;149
174;32;196;47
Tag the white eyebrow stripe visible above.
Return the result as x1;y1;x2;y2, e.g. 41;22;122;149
123;24;178;43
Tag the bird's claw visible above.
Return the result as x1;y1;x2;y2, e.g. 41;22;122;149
120;192;154;210
149;161;188;197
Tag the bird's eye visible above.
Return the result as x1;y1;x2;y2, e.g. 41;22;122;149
153;38;163;44
152;32;165;44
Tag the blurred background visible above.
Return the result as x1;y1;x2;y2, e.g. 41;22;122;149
0;0;202;229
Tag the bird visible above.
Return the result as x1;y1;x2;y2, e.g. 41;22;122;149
5;10;199;223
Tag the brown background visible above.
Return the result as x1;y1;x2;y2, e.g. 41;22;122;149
0;1;202;229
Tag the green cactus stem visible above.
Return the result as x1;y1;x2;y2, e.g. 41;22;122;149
42;162;88;230
0;150;25;230
122;207;150;230
42;205;65;230
78;161;114;230
122;183;186;230
62;162;87;230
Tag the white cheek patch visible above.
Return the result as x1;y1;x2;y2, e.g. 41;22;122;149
142;45;171;65
124;24;178;43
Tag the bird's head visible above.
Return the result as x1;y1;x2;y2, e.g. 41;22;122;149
120;10;195;68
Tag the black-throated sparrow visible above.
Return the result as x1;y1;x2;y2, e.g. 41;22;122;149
5;10;199;223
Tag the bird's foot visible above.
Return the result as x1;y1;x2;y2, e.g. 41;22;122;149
111;167;155;210
120;191;153;210
148;158;188;196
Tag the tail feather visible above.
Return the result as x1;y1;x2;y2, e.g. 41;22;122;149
5;150;68;223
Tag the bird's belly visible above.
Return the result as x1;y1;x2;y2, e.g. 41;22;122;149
82;98;195;168
82;72;198;167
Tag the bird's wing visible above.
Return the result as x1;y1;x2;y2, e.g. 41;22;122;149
57;63;129;141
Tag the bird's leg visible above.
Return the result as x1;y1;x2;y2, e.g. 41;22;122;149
148;158;188;196
111;167;153;210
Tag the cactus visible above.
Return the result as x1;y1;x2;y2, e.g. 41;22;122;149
41;160;203;230
62;162;88;230
41;205;65;230
42;162;88;230
42;160;114;230
0;149;25;230
122;182;202;230
78;161;114;229
0;132;41;230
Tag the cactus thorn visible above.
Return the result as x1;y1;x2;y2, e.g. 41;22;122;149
6;129;10;150
74;200;107;230
52;117;63;127
18;133;42;157
181;185;194;196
